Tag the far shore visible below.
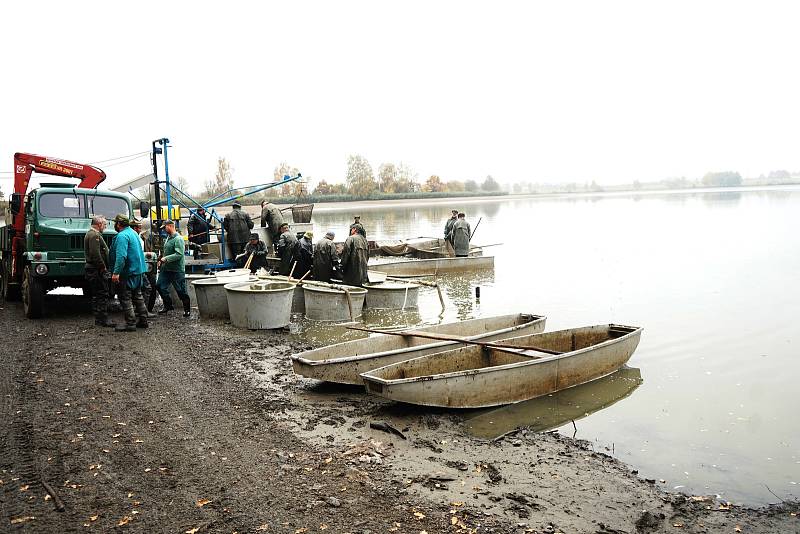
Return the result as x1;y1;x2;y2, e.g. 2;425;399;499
230;183;800;216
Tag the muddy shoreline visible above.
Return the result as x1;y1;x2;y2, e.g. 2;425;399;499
1;296;797;533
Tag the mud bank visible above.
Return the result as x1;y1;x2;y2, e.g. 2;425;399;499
0;297;797;533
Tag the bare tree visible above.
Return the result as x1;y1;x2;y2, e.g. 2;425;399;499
204;157;234;197
346;155;377;197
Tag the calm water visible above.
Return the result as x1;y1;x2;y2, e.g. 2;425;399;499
300;186;800;506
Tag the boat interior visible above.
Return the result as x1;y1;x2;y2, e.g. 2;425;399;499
366;324;638;380
299;314;544;362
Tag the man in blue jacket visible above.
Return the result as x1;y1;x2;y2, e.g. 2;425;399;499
110;214;149;332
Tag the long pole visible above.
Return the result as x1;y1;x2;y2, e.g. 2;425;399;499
469;217;483;240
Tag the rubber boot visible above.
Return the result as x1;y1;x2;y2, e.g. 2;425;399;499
158;305;174;315
181;296;191;318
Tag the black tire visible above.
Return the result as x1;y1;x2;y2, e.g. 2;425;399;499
1;256;21;301
22;266;44;319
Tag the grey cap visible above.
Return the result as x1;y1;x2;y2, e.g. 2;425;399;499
161;219;175;228
325;230;335;238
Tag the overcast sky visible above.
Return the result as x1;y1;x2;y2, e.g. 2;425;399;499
1;1;799;194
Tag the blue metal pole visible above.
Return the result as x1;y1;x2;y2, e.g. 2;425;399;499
162;138;173;224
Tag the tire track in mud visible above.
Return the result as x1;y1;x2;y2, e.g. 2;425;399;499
2;343;50;531
1;316;70;533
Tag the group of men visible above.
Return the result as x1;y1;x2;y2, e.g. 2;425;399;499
443;209;472;257
83;200;378;330
84;214;192;332
218;200;369;286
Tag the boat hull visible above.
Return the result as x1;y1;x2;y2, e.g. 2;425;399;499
370;255;494;276
291;313;546;385
361;325;643;408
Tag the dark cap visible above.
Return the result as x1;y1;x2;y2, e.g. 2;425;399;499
161;219;175;228
112;213;129;225
249;233;259;240
232;201;242;208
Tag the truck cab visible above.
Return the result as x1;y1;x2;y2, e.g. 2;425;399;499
1;184;137;317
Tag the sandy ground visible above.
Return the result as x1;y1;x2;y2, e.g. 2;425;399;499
1;295;798;533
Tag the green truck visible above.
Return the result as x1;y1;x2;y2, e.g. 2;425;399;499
1;153;150;318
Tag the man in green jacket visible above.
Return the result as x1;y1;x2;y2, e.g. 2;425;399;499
84;215;115;327
156;220;191;317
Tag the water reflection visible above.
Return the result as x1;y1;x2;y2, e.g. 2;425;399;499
699;191;742;206
464;366;643;440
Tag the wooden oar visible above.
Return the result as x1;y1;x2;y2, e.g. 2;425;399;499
385;275;435;287
345;325;562;355
243;251;255;271
385;276;446;311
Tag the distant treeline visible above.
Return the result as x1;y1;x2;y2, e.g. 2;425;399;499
249;190;507;205
150;157;800;206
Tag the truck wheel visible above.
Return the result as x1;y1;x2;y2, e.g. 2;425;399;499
22;266;44;319
1;257;21;301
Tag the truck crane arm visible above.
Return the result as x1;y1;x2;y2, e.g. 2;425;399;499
10;152;107;235
13;152;107;195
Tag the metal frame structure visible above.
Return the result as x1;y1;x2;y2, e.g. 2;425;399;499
147;138;302;271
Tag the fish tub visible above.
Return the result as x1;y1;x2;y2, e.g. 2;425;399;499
214;268;251;283
225;281;295;330
192;278;233;319
363;281;420;309
169;273;213;306
254;274;306;313
303;284;367;322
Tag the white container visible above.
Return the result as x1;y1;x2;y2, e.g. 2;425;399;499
169;273;213;306
303;284;367;322
225;281;295;330
255;274;305;313
363;281;420;309
214;268;251;283
193;278;232;319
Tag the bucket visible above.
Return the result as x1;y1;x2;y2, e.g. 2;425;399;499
225;281;295;330
303;284;367;322
363;281;420;309
214;269;251;283
192;278;232;319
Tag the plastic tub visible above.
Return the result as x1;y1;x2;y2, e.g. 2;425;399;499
225;281;295;330
193;278;232;319
214;269;251;283
363;281;420;309
303;284;367;322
